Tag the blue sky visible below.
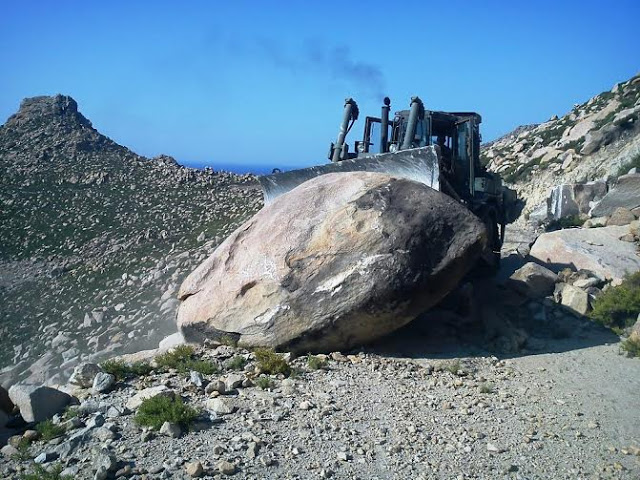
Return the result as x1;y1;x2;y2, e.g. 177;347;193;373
1;0;639;172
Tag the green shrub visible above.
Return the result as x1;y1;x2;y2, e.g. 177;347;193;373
134;395;199;430
255;376;273;390
478;382;494;394
155;345;195;368
36;420;65;441
225;355;247;371
21;464;72;480
218;334;238;347
254;348;291;376
443;360;461;375
12;437;32;461
155;345;218;374
621;336;640;358
100;359;153;381
62;406;78;421
306;355;327;371
589;272;640;330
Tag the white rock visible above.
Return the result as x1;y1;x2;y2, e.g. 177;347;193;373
205;397;236;415
92;372;115;393
224;373;243;391
160;421;182;438
561;284;591;315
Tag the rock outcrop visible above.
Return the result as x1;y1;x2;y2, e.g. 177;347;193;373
484;74;640;214
529;225;640;282
590;173;640;217
178;172;486;352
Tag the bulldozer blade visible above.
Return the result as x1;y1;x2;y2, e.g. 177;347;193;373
259;146;440;204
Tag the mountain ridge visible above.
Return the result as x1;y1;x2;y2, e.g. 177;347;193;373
0;94;263;386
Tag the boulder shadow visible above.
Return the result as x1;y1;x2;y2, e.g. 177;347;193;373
367;280;620;361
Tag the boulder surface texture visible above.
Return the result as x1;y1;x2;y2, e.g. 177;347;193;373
529;225;640;282
590;173;640;217
177;172;486;352
507;262;558;298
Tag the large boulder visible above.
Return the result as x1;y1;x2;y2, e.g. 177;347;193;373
590;174;640;217
0;386;13;415
507;262;558;298
606;207;636;226
547;181;607;220
177;172;486;352
529;225;640;282
8;384;71;423
559;284;591;315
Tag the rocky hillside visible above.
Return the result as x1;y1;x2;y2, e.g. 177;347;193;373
484;74;640;212
0;95;263;386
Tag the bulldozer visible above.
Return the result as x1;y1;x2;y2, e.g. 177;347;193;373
259;96;515;270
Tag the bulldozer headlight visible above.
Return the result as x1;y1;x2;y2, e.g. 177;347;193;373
357;143;366;153
389;143;398;153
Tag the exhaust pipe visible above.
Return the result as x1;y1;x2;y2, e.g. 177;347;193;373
331;98;359;163
401;96;424;150
380;97;390;153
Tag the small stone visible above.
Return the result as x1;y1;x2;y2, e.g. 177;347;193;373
190;371;204;388
93;427;116;441
213;445;225;455
336;451;349;462
69;363;103;388
92;372;116;393
205;380;225;395
1;445;19;458
115;465;132;477
487;443;503;453
299;401;312;411
205;398;236;415
185;461;204;477
106;405;126;418
63;416;83;431
217;460;236;475
94;467;108;480
34;451;58;464
23;430;40;441
224;373;244;391
95;449;117;472
573;277;599;289
160;421;182;438
330;352;347;362
86;413;105;429
280;378;297;395
246;442;258;459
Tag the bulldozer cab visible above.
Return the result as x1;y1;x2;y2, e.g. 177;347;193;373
357;102;483;203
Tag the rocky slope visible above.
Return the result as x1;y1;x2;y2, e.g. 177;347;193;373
1;305;639;480
483;74;640;213
0;95;263;387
